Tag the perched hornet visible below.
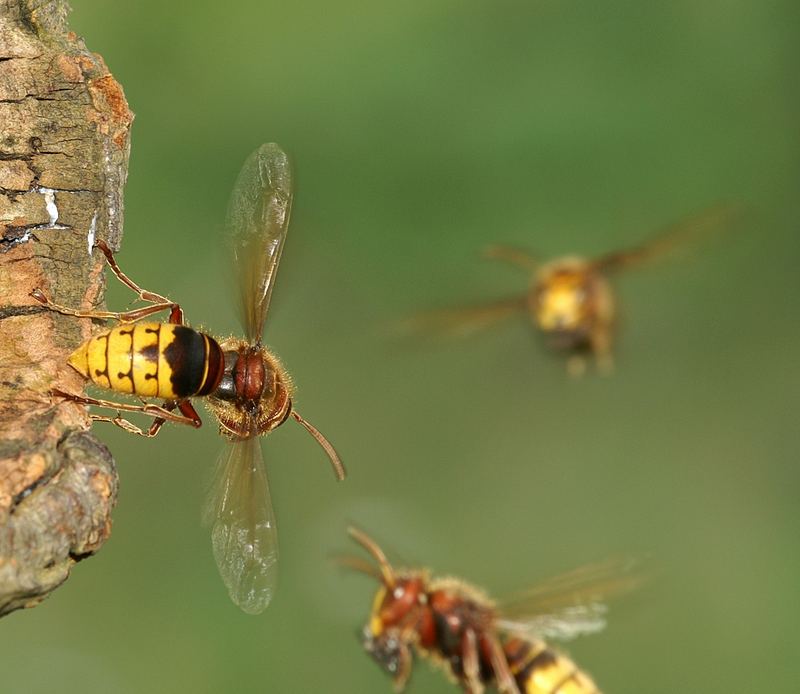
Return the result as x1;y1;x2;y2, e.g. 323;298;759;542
346;527;639;694
31;143;345;614
409;204;737;376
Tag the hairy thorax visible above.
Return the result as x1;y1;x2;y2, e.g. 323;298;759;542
204;338;294;439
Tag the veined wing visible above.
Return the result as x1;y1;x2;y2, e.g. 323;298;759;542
496;557;643;642
483;244;541;272
226;143;293;343
204;437;278;614
593;203;741;273
397;294;528;339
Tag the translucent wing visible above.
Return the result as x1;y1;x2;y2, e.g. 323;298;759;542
204;437;278;614
593;203;741;273
498;603;610;642
226;143;293;343
483;244;541;272
496;557;643;642
397;295;528;339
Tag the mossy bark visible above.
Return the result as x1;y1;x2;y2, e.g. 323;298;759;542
0;0;132;616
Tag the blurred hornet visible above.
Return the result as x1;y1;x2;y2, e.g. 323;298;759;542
31;143;345;614
346;527;640;694
410;204;736;376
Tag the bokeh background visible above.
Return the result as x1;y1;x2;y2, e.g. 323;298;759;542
3;1;799;692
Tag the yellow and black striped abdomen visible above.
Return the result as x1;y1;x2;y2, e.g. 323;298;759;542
505;638;601;694
67;322;223;400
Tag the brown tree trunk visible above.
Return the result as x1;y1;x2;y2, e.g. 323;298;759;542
0;0;132;616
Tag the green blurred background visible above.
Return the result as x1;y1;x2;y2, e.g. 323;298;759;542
3;1;799;692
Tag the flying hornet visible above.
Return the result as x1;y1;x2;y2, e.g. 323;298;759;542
31;143;345;614
345;527;640;694
407;204;737;377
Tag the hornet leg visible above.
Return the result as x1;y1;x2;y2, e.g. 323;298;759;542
52;388;201;430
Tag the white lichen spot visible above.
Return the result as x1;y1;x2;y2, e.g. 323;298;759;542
34;186;68;230
87;213;97;255
40;187;59;225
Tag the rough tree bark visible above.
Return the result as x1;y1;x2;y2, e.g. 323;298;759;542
0;0;132;616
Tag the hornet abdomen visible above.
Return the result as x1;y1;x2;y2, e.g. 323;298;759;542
67;322;224;400
505;637;601;694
